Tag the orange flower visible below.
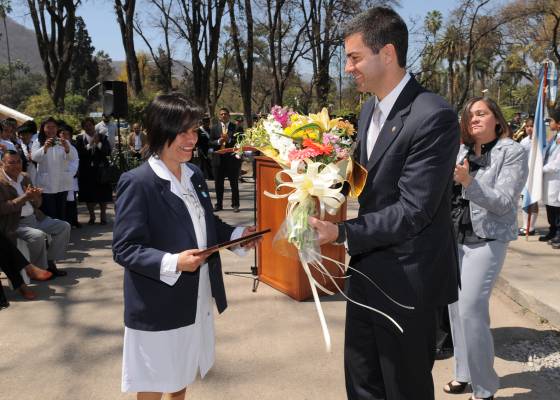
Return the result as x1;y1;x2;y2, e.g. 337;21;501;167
302;138;334;155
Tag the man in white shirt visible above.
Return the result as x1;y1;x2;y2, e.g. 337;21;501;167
0;150;71;277
95;114;117;149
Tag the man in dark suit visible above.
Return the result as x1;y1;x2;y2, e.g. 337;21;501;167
195;116;213;180
310;7;459;400
209;107;243;212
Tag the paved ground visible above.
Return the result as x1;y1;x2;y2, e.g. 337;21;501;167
0;178;559;399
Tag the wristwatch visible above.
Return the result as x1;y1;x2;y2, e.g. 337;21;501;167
334;222;347;245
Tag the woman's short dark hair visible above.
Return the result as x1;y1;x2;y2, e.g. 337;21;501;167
144;93;204;156
342;7;408;68
38;117;58;146
81;117;95;129
460;97;511;145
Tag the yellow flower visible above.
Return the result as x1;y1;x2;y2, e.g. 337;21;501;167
309;108;340;132
335;120;355;136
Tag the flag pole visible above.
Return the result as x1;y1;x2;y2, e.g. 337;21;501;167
526;60;549;240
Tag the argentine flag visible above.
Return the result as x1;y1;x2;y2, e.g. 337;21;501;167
522;61;557;210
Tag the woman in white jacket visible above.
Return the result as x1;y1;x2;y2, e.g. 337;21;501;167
31;117;77;220
540;109;560;249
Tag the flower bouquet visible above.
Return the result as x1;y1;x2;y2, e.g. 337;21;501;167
236;106;369;350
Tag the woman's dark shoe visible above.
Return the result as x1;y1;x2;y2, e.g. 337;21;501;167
518;228;535;236
88;217;96;225
99;219;108;225
443;380;468;394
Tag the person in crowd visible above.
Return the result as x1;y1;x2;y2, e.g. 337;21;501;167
112;93;259;400
445;97;528;400
58;123;81;228
31;117;77;221
95;113;117;149
195;116;213;180
16;120;38;184
209;107;242;212
0;150;70;277
2;118;18;145
517;116;538;236
308;7;460;400
509;111;522;132
0;230;44;304
76;117;112;225
0;122;16;156
540;109;560;249
127;122;147;159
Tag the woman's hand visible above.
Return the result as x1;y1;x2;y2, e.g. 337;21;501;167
60;137;70;153
454;159;473;188
44;138;55;153
240;226;261;249
177;249;207;272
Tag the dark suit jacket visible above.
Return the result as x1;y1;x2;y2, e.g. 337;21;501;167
343;77;460;322
0;172;44;243
112;162;234;331
209;121;242;169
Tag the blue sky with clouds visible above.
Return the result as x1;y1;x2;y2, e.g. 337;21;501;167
12;0;454;61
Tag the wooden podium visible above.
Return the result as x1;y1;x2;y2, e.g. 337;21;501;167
255;156;347;301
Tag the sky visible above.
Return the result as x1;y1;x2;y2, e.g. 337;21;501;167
12;0;455;62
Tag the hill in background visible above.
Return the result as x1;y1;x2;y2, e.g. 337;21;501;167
0;17;42;73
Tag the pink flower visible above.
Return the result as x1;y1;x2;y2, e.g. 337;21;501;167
288;147;322;161
271;105;294;128
322;133;340;145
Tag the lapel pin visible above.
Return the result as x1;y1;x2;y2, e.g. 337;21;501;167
391;126;396;133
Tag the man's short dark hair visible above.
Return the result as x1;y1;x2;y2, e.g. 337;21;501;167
549;108;560;124
342;7;408;68
219;107;230;114
144;93;203;156
1;149;20;160
1;118;17;129
17;120;37;135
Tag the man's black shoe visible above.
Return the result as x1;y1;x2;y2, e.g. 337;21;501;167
0;287;9;310
233;207;240;213
47;261;68;277
539;233;555;242
214;205;223;212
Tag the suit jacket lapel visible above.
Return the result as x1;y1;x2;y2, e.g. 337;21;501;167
357;100;376;166
152;169;198;246
366;78;422;171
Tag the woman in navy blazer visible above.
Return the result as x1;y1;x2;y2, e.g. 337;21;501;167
112;94;257;400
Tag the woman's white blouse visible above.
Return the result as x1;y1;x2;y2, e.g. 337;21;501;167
31;140;77;193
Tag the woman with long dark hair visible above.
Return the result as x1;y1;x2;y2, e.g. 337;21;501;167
30;117;77;220
444;97;528;400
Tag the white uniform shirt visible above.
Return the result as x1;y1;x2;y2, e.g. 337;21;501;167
31;140;77;194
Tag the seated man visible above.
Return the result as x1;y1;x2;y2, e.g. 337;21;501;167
0;150;70;277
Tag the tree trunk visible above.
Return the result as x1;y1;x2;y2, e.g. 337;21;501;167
27;0;77;112
115;0;142;96
227;0;254;126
